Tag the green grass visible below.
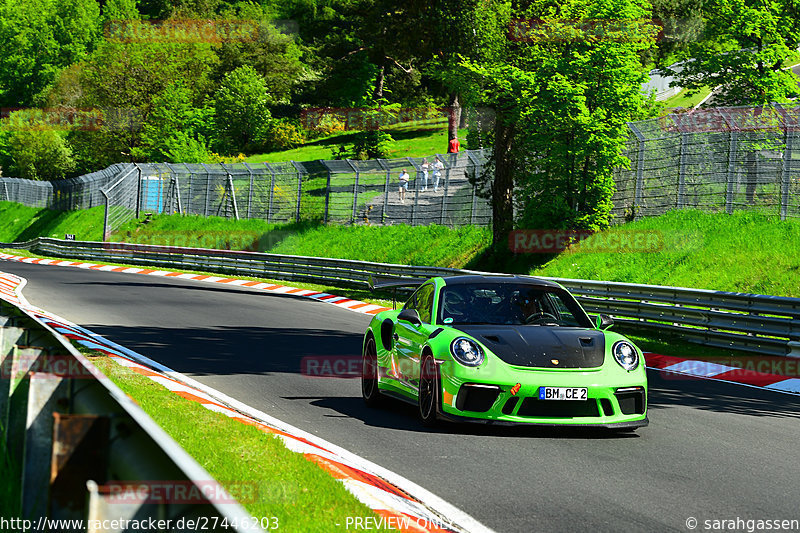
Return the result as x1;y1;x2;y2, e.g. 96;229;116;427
661;86;713;110
88;354;392;531
0;201;105;242
248;118;469;163
530;209;800;297
115;213;492;268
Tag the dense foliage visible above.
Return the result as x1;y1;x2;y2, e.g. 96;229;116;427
0;0;797;241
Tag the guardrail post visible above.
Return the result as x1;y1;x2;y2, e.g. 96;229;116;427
22;373;67;518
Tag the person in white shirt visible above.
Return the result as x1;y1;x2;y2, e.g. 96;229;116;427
398;169;410;203
420;158;429;191
433;157;444;192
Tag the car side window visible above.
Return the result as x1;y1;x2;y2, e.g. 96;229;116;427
415;284;434;324
404;284;434;324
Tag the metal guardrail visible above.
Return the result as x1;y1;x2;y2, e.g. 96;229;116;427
3;237;800;358
0;294;260;530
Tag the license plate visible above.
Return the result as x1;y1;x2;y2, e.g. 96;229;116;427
538;387;588;401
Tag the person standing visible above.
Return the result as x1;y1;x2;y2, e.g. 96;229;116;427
398;169;410;203
420;158;429;191
432;157;444;192
448;136;460;153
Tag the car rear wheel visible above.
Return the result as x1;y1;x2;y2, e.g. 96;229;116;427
419;352;440;427
362;336;382;407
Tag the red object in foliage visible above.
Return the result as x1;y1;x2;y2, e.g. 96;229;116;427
448;137;460;153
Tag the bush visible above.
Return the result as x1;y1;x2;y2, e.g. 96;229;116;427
350;130;394;160
0;126;76;180
266;119;306;150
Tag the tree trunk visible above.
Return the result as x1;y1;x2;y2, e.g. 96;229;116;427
447;92;461;147
373;63;385;100
491;117;515;246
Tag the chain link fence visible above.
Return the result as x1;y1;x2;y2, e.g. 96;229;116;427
2;104;800;239
616;103;800;223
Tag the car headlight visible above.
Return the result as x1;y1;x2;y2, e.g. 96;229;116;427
450;337;484;367
612;341;639;371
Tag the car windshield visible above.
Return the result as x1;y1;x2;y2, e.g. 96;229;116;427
437;283;591;327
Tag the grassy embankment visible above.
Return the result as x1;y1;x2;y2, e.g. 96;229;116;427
84;353;392;531
3;201;799;358
247;118;468;164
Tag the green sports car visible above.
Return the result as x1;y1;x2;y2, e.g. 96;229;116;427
361;275;648;430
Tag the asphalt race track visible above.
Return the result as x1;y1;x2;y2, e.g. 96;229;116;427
3;260;800;533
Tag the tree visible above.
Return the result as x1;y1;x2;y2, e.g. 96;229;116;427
665;0;800;105
0;113;76;180
0;0;102;107
134;82;215;162
426;0;512;148
214;65;273;153
461;0;658;244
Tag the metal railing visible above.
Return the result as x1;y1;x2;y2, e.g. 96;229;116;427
0;292;260;530
3;238;799;358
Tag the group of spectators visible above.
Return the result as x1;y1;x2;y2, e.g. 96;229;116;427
398;136;459;203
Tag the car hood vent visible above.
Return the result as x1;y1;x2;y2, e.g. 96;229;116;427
455;326;605;368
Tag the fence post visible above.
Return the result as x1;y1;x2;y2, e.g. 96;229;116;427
264;162;275;222
243;162;254;219
101;189;110;241
438;153;451;225
781;127;792;221
629;123;646;219
290;161;302;223
225;169;239;220
725;130;739;215
324;169;331;224
678;133;687;209
345;159;360;224
201;163;211;217
134;164;142;219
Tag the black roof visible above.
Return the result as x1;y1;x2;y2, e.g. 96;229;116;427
440;274;563;289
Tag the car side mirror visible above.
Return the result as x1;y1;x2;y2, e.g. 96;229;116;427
596;314;614;330
398;308;422;327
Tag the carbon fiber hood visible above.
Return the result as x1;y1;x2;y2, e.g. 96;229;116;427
453;326;605;369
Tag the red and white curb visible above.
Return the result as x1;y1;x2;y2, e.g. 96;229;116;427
645;353;800;394
0;270;489;533
0;252;393;316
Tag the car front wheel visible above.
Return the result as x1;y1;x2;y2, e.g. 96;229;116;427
362;336;382;407
419;352;440;427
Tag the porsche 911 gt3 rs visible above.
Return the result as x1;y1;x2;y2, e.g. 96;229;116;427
361;275;648;430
